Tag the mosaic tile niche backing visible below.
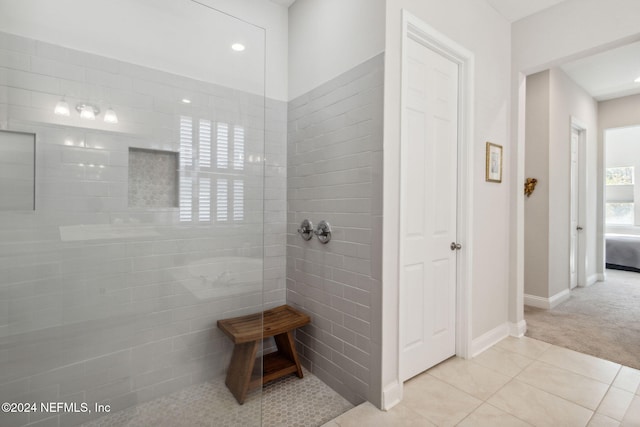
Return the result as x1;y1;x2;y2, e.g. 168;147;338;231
128;148;179;208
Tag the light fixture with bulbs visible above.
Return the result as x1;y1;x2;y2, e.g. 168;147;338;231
53;99;119;124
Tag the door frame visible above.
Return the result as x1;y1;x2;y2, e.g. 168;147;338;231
398;8;474;382
570;117;587;288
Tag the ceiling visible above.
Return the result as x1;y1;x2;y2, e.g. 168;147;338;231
268;0;639;101
484;0;569;22
269;0;296;7
272;0;570;18
560;41;640;101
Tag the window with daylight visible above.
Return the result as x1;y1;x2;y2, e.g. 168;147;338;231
606;167;634;185
178;116;246;223
605;167;635;226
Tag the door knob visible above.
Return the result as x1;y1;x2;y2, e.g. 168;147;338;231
450;242;462;251
577;226;583;231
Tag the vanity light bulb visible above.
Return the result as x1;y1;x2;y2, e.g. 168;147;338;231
80;106;96;120
104;108;118;124
54;100;71;116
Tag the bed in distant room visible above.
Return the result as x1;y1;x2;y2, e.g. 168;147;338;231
606;233;640;272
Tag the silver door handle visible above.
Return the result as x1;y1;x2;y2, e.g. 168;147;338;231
450;242;462;251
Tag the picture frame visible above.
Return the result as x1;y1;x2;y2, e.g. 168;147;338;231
485;142;503;183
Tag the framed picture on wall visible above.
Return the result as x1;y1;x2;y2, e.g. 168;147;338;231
485;142;503;183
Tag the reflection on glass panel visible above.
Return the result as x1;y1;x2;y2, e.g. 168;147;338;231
606;166;634;185
217;123;228;169
180;177;193;222
217;178;228;221
199;119;212;168
199;178;211;222
234;125;245;171
180;116;193;167
234;180;244;221
606;202;634;225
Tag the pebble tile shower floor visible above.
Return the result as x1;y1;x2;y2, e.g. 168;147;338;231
81;368;353;427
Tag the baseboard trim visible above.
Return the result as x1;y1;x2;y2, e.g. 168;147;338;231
509;320;527;337
470;322;509;357
382;381;402;411
524;289;570;309
586;274;599;287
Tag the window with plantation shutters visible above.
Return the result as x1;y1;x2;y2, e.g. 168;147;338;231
178;116;245;223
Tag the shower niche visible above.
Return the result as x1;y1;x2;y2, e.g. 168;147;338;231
128;147;179;208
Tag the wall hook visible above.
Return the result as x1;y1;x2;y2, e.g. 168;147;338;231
524;178;538;197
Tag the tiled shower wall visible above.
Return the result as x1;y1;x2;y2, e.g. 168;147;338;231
0;31;286;427
287;54;384;405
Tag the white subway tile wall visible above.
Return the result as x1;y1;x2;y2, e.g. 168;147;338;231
286;54;384;406
0;30;286;427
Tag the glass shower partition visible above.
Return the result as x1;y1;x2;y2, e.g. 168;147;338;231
0;1;266;426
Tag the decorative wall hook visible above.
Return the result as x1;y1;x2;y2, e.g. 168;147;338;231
524;178;538;198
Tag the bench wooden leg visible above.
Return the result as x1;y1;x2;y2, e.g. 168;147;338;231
225;341;259;404
274;330;303;378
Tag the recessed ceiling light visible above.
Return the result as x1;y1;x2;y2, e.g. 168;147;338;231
635;76;640;83
181;98;191;104
231;43;245;52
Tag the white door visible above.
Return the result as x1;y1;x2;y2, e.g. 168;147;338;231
400;37;459;382
570;128;580;289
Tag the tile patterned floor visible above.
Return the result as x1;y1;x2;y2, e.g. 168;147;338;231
81;368;352;427
323;337;640;427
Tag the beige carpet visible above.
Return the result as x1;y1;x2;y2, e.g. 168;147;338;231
525;269;640;370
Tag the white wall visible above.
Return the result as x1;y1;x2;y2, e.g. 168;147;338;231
548;68;598;295
524;71;550;298
383;0;511;408
510;0;640;327
0;0;289;100
287;0;385;100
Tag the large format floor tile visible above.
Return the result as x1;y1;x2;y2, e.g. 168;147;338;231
471;346;535;378
597;387;636;421
428;356;511;400
457;403;532;427
325;337;640;427
613;367;640;394
538;346;621;384
487;379;594;426
326;402;435;427
516;361;609;410
495;336;551;359
401;374;482;426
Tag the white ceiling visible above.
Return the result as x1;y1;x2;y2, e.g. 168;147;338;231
560;41;640;101
269;0;639;101
485;0;569;22
269;0;296;7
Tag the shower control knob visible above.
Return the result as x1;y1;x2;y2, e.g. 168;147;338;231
314;220;332;244
297;219;314;241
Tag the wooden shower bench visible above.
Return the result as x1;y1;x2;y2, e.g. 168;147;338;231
217;304;310;404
